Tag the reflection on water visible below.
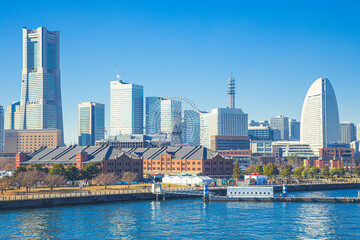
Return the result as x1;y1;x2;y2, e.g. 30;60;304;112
296;203;336;240
1;189;360;239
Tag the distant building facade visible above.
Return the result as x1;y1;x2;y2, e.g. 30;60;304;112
209;108;248;137
145;96;163;134
5;101;20;130
78;102;105;146
340;121;356;144
289;119;300;140
110;80;143;136
210;135;250;151
4;129;61;153
200;112;211;148
270;115;289;140
248;125;274;141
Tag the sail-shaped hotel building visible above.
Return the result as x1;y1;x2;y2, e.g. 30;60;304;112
300;77;340;155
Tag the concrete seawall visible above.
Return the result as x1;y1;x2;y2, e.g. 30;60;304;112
0;192;201;211
1;183;360;210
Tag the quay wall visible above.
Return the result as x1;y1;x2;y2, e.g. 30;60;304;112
0;192;200;211
1;183;360;210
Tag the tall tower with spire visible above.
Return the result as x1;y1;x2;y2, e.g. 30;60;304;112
227;73;235;108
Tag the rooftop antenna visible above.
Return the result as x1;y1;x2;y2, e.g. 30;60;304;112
116;70;121;81
227;72;235;108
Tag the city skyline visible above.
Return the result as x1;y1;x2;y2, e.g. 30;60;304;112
1;1;360;144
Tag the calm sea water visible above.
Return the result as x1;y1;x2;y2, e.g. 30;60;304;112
1;189;360;240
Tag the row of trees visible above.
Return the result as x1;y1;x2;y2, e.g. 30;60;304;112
0;163;139;193
233;162;360;180
14;163;101;181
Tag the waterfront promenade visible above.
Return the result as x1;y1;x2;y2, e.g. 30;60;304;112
1;182;360;210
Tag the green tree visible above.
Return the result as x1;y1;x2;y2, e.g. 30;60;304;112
302;167;311;178
13;166;27;178
311;166;320;177
50;163;66;176
254;165;264;175
80;163;100;180
65;165;79;181
354;167;360;177
330;168;339;177
338;167;345;177
294;166;305;178
263;163;279;177
282;168;291;179
232;161;242;179
322;167;330;177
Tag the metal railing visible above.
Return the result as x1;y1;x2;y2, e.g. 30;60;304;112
0;186;226;202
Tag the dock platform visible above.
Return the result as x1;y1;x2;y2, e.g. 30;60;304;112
209;196;360;203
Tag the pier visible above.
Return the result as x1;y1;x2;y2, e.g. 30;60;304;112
209;196;360;203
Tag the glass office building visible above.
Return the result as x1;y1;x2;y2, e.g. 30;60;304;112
78;102;105;146
146;96;163;134
5;101;20;130
18;27;64;144
110;80;143;136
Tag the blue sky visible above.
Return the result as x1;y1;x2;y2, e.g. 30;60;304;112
1;0;360;144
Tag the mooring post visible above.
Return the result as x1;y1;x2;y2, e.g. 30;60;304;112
203;184;209;202
283;184;287;197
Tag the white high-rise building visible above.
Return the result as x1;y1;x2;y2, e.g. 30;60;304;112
0;106;4;152
19;27;64;144
5;101;20;130
357;124;360;141
110;80;143;136
300;77;340;155
160;99;182;145
209;108;248;137
200;112;211;148
340;121;356;144
78;102;105;146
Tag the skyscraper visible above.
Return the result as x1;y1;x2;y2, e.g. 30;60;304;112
184;110;200;146
18;27;64;143
0;106;4;152
289;119;300;140
270;115;289;140
110;79;143;136
160;99;182;145
340;121;356;144
209;108;248;136
146;96;163;134
78;102;105;146
5;101;20;130
200;112;211;148
300;77;340;154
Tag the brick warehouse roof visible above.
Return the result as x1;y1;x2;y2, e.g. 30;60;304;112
21;145;141;164
20;145;228;164
122;146;228;160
